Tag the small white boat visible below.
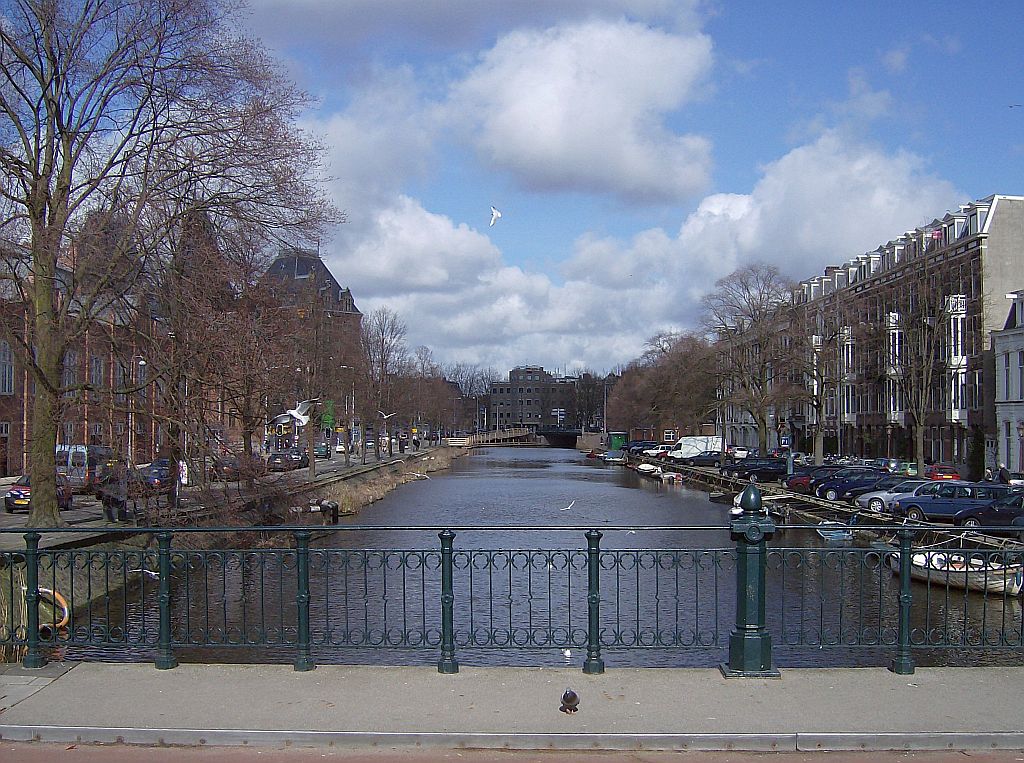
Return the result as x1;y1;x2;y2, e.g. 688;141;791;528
886;549;1024;596
816;520;853;543
635;463;663;478
602;450;626;464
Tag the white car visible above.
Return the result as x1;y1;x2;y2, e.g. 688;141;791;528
642;444;675;458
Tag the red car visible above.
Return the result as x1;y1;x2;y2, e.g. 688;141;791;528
925;464;961;480
4;473;74;513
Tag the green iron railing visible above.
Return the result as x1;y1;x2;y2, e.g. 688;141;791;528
2;512;1023;675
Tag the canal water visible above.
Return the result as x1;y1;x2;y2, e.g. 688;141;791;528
61;447;1024;669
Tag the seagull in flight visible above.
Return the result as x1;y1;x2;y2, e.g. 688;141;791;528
489;206;502;227
378;410;398;420
559;499;575;511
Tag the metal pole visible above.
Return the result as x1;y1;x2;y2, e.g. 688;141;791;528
890;528;915;674
155;530;178;669
583;529;605;674
293;530;315;671
437;529;459;673
721;483;779;678
22;532;45;668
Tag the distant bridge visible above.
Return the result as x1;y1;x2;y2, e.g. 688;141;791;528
444;427;533;447
535;427;581;449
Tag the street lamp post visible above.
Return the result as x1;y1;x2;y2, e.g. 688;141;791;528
127;356;146;465
339;365;354;467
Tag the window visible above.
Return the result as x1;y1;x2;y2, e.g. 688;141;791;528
0;422;9;436
62;350;77;397
0;341;12;395
1018;351;1023;401
1005;353;1012;401
90;354;104;388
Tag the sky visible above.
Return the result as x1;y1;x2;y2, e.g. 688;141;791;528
241;0;1024;377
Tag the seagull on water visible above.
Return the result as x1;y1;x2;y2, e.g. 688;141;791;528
559;500;575;511
489;206;502;227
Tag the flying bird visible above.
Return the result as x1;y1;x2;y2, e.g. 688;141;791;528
560;688;579;714
559;500;575;511
378;410;398;420
489;206;502;227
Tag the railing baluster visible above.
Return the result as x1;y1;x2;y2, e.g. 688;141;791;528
583;529;604;674
890;528;915;675
22;532;44;668
294;530;315;671
437;529;458;673
155;531;178;669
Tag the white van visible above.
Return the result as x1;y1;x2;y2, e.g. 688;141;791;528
56;444;115;493
668;436;723;461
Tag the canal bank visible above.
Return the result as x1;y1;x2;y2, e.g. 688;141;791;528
1;447;462;660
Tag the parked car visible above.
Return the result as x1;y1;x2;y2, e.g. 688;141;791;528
142;461;176;496
953;493;1024;537
313;442;331;459
783;465;844;493
814;468;885;502
627;441;658;455
727;446;751;460
924;464;961;480
892;482;1014;522
642;444;675;458
807;466;868;495
842;474;909;502
854;479;929;513
721;457;786;481
4;473;74;513
675;450;724;467
267;448;309;471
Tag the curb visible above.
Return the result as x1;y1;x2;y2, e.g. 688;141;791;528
2;727;1023;752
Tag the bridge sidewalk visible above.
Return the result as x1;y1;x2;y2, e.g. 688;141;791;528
1;662;1022;752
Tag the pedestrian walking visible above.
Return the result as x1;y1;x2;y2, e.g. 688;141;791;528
997;462;1011;484
985;467;994;481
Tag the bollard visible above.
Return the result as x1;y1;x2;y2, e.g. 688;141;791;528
889;528;916;675
437;529;459;673
583;529;605;674
155;531;178;670
22;532;45;669
720;482;780;678
293;530;315;671
321;500;339;524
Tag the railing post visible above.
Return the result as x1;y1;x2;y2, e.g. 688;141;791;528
721;483;780;678
890;527;916;675
293;530;315;672
155;531;178;670
437;529;459;673
583;529;605;674
22;532;45;669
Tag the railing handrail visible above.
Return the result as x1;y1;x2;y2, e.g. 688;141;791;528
0;522;985;534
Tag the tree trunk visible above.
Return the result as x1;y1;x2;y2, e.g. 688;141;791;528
915;422;926;477
813;427;825;465
26;243;62;527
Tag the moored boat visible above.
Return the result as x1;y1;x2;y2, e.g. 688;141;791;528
885;548;1024;596
816;520;853;543
635;462;663;478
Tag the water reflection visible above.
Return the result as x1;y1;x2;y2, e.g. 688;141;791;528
56;447;1024;669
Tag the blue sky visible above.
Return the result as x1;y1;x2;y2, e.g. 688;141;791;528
242;0;1024;375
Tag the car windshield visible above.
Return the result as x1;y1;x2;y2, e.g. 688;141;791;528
891;480;926;492
13;475;30;487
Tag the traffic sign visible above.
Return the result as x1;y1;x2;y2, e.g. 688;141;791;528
780;436;790;447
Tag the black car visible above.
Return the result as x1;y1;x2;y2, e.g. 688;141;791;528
953;492;1024;538
267;448;309;471
723;458;789;482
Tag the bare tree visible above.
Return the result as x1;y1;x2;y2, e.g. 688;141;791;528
361;307;408;456
0;0;331;524
703;264;794;454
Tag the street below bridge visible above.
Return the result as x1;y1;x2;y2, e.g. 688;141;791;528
4;744;1023;762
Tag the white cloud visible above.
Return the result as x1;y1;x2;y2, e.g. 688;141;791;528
882;46;909;74
562;131;962;334
447;19;714;202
